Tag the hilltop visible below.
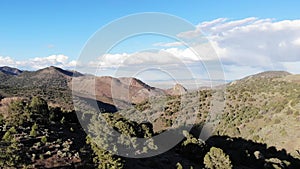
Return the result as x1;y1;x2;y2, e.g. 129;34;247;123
0;66;77;110
0;66;23;75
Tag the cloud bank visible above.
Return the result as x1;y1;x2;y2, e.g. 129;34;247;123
0;54;76;70
1;17;300;80
93;17;300;79
197;18;300;68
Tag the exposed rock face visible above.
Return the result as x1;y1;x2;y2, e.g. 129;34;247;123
72;76;166;108
166;83;187;96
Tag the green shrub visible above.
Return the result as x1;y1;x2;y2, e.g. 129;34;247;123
204;147;232;169
30;123;38;137
2;127;17;142
176;162;183;169
87;136;124;169
41;136;47;144
0;138;25;167
274;118;281;124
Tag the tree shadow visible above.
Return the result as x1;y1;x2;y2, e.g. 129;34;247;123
206;135;300;169
77;96;118;113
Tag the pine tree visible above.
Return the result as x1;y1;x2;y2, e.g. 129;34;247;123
30;123;38;137
29;97;49;124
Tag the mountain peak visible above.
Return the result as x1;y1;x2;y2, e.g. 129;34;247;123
0;66;23;75
118;77;153;90
166;83;187;95
173;83;187;92
37;66;83;77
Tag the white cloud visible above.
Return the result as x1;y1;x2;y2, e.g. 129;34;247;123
92;17;300;80
199;18;228;29
96;47;203;68
199;17;258;36
118;17;300;69
0;55;76;70
0;56;16;67
153;42;185;47
188;18;300;68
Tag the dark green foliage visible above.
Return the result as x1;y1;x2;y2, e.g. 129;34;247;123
29;96;49;123
2;127;17;142
0;67;74;110
30;123;38;137
179;130;208;162
0;98;91;168
7;99;29;126
204;147;232;169
86;113;159;168
0;97;52;127
41;135;47;144
0;138;23;167
87;136;124;169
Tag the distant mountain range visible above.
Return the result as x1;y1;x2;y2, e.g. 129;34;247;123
0;66;188;110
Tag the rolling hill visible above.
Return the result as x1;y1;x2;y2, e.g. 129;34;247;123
0;66;175;110
1;66;300;168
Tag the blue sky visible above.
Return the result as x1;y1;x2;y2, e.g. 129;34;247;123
1;1;300;85
1;0;299;59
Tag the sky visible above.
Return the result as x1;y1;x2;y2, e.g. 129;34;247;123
1;0;300;87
